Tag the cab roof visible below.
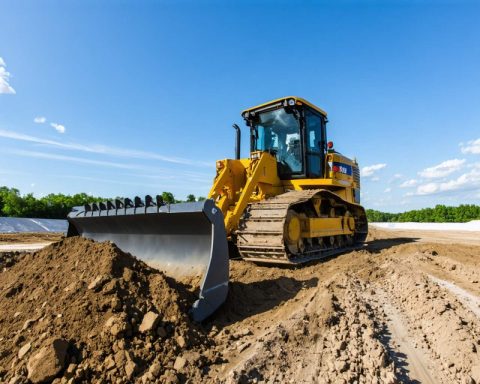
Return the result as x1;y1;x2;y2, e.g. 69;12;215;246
241;96;327;117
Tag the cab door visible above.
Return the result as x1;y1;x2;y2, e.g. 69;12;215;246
304;109;326;178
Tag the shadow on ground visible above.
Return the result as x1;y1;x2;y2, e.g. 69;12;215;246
377;322;420;384
209;276;318;328
366;237;419;253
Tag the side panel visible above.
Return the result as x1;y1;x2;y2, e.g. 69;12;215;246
282;152;361;206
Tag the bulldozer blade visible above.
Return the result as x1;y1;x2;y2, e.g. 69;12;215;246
67;198;229;322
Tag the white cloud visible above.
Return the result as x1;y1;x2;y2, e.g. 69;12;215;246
0;57;16;94
400;179;418;188
6;149;141;170
410;166;480;196
34;116;47;124
461;138;480;154
361;163;387;178
384;187;391;193
50;123;66;134
418;159;465;179
0;128;212;167
416;183;439;195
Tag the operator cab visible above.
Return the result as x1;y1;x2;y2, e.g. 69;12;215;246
242;96;327;179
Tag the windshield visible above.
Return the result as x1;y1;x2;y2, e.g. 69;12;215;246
253;108;302;175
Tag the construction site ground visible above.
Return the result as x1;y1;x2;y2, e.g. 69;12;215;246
1;227;479;383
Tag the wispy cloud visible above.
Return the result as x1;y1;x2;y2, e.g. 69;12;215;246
34;116;47;124
0;57;16;94
5;149;142;170
408;165;480;196
0;129;212;167
4;149;213;190
361;163;387;178
34;117;66;134
460;138;480;155
400;179;418;188
50;122;66;133
418;159;465;179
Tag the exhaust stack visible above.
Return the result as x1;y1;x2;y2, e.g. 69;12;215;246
232;124;241;160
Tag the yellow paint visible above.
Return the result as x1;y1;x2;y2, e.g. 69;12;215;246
208;151;359;235
286;215;301;243
208;151;281;234
242;96;327;117
301;217;354;237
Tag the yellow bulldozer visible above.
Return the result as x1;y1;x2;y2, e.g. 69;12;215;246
67;96;368;321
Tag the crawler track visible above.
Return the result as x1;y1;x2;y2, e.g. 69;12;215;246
235;189;368;264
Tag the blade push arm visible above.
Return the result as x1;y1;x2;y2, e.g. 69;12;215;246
208;152;281;236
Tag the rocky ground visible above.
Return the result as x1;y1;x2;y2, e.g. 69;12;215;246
0;228;479;383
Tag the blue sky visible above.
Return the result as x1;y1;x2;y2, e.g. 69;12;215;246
1;0;479;212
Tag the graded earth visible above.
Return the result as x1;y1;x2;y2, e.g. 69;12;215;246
0;227;479;383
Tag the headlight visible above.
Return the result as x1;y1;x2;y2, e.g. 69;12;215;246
288;99;295;106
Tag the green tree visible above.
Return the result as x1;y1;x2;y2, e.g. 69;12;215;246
367;204;480;223
161;192;175;204
186;194;196;202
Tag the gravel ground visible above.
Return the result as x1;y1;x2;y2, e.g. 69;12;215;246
0;228;479;383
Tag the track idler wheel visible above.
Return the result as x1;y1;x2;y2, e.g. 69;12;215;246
343;211;356;232
284;211;305;255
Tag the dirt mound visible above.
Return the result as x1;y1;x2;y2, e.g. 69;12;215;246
0;237;218;383
0;251;25;270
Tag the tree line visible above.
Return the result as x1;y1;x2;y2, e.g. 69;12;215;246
0;186;205;219
1;186;479;222
366;205;480;223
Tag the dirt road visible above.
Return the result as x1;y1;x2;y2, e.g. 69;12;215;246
1;228;479;383
206;227;480;383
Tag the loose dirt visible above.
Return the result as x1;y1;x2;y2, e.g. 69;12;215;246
0;233;64;253
1;227;479;383
0;233;64;244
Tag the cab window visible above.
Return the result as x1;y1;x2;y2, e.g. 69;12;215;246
305;109;325;177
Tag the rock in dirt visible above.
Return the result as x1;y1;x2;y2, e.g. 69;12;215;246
27;338;69;383
17;342;31;359
470;364;480;383
173;356;186;371
87;275;107;291
139;311;160;333
148;360;162;377
176;335;186;348
125;358;137;379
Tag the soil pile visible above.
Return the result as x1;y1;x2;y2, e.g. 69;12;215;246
0;251;24;270
0;237;219;384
